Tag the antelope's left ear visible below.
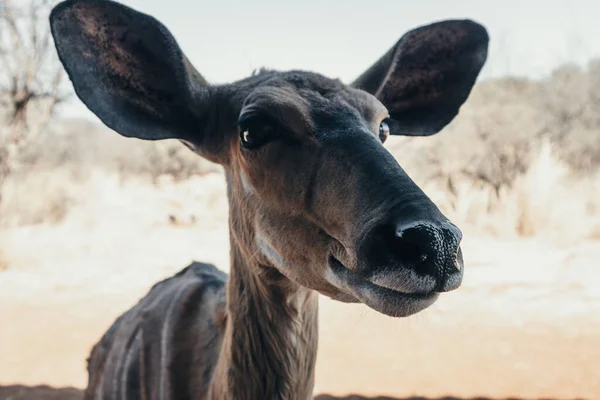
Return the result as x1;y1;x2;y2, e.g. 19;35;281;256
353;20;489;136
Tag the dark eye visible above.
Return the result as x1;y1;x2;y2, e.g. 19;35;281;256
379;119;391;143
238;117;278;149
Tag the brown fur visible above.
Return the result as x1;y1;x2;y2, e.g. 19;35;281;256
50;1;488;399
84;262;227;400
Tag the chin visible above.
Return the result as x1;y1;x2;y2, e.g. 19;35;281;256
326;257;441;318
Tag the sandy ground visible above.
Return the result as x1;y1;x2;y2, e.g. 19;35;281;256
1;174;599;400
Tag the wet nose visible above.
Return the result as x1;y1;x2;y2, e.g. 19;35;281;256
391;221;463;291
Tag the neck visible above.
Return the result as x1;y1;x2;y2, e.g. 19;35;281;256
208;238;319;400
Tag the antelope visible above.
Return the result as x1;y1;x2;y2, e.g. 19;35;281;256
50;0;489;399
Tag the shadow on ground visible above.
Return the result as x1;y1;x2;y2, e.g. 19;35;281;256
0;386;587;400
0;385;83;400
315;396;586;400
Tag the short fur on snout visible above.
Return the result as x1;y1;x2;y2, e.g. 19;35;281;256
50;1;488;398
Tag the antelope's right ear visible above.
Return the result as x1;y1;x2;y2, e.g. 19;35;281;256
50;0;210;144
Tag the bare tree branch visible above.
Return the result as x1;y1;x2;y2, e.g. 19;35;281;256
0;0;68;191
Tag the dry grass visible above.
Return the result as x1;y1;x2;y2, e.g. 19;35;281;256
414;140;600;242
0;120;222;228
0;166;82;226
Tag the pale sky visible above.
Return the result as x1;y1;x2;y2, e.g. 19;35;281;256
59;0;600;119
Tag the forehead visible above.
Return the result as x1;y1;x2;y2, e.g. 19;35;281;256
240;71;389;132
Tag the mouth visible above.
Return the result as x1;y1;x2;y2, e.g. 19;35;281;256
326;257;439;317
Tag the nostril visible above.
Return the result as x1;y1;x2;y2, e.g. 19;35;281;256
388;224;438;269
389;235;424;265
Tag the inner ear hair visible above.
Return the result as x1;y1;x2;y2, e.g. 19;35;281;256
352;19;489;137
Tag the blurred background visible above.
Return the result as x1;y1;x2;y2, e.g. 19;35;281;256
0;0;599;399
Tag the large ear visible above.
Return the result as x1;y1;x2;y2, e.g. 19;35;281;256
50;0;209;142
353;20;489;136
